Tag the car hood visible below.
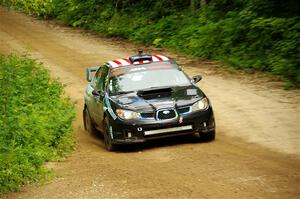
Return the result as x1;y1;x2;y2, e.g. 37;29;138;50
109;85;204;112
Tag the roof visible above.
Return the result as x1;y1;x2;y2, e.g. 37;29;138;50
107;54;170;68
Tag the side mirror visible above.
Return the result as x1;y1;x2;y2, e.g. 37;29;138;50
92;89;100;96
191;75;202;84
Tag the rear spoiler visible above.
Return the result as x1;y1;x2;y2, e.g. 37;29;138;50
86;66;99;82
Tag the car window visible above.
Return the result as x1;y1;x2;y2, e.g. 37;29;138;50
91;67;103;88
96;65;109;91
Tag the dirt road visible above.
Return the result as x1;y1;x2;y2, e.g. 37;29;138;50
1;7;300;199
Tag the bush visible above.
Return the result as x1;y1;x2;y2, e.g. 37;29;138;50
0;54;75;192
3;0;54;17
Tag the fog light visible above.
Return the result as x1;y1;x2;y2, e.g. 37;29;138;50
127;132;132;138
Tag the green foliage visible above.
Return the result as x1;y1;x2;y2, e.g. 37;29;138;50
0;0;11;6
0;54;75;192
2;0;300;86
3;0;54;17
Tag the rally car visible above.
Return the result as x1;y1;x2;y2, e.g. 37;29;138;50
83;50;215;151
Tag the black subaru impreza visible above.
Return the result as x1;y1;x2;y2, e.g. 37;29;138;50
83;51;215;151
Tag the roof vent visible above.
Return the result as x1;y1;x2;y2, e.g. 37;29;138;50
129;50;152;63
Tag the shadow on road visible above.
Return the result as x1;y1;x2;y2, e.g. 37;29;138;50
88;129;212;152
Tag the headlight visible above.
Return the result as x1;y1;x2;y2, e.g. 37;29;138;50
192;97;209;111
116;109;140;120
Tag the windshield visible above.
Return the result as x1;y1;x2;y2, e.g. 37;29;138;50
109;69;190;95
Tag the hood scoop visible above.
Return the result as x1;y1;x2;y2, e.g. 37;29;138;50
137;87;172;100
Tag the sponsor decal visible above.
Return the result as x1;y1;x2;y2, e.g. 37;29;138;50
179;117;184;124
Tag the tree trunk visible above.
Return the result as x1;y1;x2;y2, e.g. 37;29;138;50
200;0;208;7
190;0;200;10
115;0;122;12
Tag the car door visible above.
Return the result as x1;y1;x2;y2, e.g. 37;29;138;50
94;65;109;129
87;67;103;121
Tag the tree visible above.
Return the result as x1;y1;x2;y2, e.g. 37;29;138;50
191;0;208;10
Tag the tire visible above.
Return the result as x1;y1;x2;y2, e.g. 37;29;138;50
83;107;97;134
200;130;215;142
103;118;116;151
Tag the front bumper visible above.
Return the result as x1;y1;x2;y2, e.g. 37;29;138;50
108;107;215;144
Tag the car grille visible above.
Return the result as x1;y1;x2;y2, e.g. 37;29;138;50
177;107;191;114
156;109;177;120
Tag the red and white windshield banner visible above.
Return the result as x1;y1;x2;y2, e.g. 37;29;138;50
152;55;169;62
108;55;170;68
108;58;131;68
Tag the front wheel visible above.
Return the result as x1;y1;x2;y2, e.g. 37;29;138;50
83;107;97;134
103;118;117;151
